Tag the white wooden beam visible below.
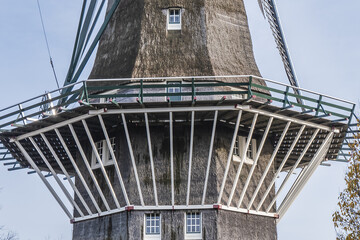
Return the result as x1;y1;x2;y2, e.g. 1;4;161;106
247;121;291;210
144;113;159;206
227;113;258;207
217;110;243;204
235;105;337;133
169;112;175;206
40;133;92;215
202;110;218;205
15;140;73;219
277;132;334;220
237;117;273;208
13;113;94;142
186;111;195;206
256;125;306;212
29;137;84;217
121;113;145;206
68;123;111;211
55;128;102;214
90;106;239;115
82;120;121;209
266;128;320;212
98;115;130;206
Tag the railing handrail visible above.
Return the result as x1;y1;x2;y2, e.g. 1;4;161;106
0;75;356;164
0;75;355;113
0;80;85;113
86;75;355;104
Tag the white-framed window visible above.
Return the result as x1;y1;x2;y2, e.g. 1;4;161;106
167;81;182;101
144;213;161;239
185;212;202;240
167;8;182;30
91;137;116;169
233;136;257;165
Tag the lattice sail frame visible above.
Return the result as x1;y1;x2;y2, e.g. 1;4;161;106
10;104;336;223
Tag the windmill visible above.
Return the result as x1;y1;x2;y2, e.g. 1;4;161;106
0;1;357;239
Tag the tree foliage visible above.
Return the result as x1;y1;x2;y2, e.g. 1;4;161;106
333;123;360;239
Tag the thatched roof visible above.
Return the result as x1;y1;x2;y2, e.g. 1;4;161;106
89;0;266;91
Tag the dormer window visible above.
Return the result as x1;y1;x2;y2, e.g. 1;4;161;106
167;8;182;30
91;137;116;169
233;136;257;165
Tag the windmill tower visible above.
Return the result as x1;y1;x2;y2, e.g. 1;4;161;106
0;0;356;240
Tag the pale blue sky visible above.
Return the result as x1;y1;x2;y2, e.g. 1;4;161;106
0;0;359;239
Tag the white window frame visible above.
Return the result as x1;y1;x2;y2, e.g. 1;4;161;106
167;8;182;30
185;212;202;240
166;81;182;101
233;136;257;165
144;213;161;240
91;137;116;169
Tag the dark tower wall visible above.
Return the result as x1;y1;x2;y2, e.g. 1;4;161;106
89;0;262;84
72;119;277;239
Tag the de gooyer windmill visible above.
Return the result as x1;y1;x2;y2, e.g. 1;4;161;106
0;0;357;239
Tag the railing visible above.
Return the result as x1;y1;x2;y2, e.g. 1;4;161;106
0;75;356;165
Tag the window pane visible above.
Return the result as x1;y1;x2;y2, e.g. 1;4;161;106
186;212;201;234
145;214;160;235
169;9;181;24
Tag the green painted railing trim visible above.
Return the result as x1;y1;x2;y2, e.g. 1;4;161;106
252;92;350;119
86;82;250;91
0;88;83;123
252;83;353;112
89;91;249;99
0;97;80;129
0;79;356;132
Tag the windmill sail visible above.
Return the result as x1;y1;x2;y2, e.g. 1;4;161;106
259;0;304;107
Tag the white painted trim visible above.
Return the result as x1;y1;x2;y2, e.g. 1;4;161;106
89;105;240;115
227;113;258;207
186;111;195;206
235;105;338;133
144;213;161;240
201;110;218;205
82;120;121;209
277;132;334;220
12;106;241;142
266;128;320;212
40;133;92;216
72;204;278;223
184;212;202;240
256;125;306;212
14;141;73;219
144;113;159;206
68;123;111;211
217;110;243;204
28;137;84;217
98;115;130;206
167;8;182;30
237;117;273;208
170;112;175;206
121;113;145;206
222;206;277;218
55;128;102;214
247;121;291;210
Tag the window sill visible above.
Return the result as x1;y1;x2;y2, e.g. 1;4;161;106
233;155;254;165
